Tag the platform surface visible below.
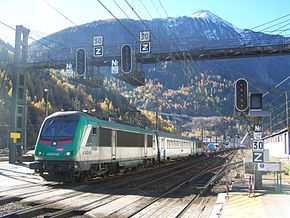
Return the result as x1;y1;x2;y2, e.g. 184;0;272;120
0;161;44;189
215;175;290;218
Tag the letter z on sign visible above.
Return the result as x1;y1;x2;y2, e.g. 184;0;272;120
253;151;264;163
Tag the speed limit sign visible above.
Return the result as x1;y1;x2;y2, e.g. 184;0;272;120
252;140;264;151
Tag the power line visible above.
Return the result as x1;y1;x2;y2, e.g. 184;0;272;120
0;19;51;50
268;22;290;33
0;20;15;31
149;0;162;18
251;14;290;30
277;27;290;34
112;0;131;19
123;0;151;30
158;0;169;17
96;0;136;40
263;75;290;97
42;0;77;26
156;0;200;75
138;0;153;20
260;18;290;32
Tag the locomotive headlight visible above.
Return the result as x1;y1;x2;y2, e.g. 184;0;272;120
66;151;71;156
38;151;42;156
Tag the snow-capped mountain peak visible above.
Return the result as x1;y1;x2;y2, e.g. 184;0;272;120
192;10;220;20
192;10;242;33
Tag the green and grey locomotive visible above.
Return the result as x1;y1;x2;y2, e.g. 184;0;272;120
31;111;197;182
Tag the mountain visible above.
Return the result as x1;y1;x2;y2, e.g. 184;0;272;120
29;10;290;116
0;39;13;65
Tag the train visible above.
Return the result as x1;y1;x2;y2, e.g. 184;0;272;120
30;111;201;182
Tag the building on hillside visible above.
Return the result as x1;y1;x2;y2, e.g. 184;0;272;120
264;128;289;159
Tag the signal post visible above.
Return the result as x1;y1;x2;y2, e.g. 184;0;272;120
9;25;30;163
235;80;267;190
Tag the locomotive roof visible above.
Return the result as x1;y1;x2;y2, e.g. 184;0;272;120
47;111;154;135
46;111;195;140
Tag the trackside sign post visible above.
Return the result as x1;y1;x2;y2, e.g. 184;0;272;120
111;59;119;75
257;162;281;172
93;35;104;57
252;125;264;163
139;31;151;54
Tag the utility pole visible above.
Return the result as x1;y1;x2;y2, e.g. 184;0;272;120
9;25;30;163
269;112;272;134
286;92;289;129
43;88;49;117
155;104;160;164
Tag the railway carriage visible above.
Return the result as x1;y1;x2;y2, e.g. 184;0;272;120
31;111;196;182
158;132;196;160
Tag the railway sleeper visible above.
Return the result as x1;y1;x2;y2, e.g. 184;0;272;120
0;204;59;218
0;196;22;206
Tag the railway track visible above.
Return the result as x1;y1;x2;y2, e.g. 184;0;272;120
0;150;241;218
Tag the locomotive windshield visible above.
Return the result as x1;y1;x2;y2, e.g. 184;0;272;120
40;115;79;139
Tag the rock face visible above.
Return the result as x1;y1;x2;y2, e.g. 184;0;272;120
28;10;290;116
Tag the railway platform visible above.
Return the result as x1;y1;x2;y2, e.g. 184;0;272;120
213;177;290;218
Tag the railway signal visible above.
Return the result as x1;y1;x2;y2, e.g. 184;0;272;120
250;93;263;110
76;48;86;76
121;45;132;73
235;78;248;112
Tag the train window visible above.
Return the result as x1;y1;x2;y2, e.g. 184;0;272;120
92;127;97;135
86;127;98;147
117;131;144;147
40;115;79;139
147;135;153;147
99;127;112;147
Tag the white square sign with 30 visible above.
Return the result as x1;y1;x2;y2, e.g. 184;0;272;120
252;140;264;151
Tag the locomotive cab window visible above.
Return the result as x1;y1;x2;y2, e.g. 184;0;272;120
40;115;79;140
86;126;98;147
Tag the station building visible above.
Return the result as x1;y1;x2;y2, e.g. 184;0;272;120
264;128;290;159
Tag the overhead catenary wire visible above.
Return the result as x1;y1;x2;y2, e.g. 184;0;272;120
250;13;290;30
157;0;169;18
267;22;290;33
112;0;131;20
156;0;200;75
42;0;77;26
260;18;290;32
137;0;153;20
123;0;151;31
149;0;162;18
96;0;136;40
0;19;53;50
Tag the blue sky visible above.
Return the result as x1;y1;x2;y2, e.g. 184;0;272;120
0;0;290;45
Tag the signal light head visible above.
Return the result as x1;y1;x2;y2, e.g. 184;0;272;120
235;79;248;112
76;48;86;76
121;45;132;73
